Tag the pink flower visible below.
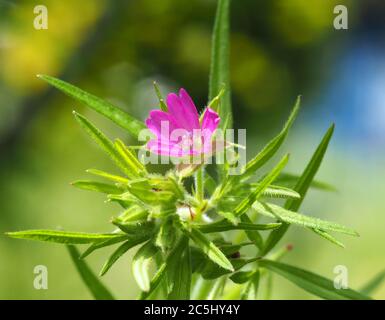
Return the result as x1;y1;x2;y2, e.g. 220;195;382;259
145;88;220;158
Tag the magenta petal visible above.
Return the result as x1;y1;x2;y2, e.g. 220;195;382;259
166;90;200;132
200;108;220;154
179;88;200;126
147;139;191;157
145;110;180;140
201;107;220;133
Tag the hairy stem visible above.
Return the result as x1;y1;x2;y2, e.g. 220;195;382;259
195;167;204;203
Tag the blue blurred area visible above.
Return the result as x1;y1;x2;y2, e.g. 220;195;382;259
309;35;385;152
0;0;384;299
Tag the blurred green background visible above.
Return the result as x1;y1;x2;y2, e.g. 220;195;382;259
0;0;384;299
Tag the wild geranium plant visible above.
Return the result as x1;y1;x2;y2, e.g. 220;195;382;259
6;0;379;300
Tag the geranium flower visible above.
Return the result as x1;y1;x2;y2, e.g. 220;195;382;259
145;88;220;158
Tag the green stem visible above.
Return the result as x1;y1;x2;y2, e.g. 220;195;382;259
195;167;204;203
191;276;216;300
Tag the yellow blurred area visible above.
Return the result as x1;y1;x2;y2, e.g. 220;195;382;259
0;0;104;92
271;0;351;46
0;0;384;300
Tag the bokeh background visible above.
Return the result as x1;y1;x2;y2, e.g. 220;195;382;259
0;0;384;299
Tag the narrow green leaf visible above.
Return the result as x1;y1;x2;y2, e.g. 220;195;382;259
37;74;145;137
132;241;159;292
111;219;155;238
114;139;147;176
209;0;232;129
86;168;129;184
360;269;385;296
73;112;135;178
216;242;253;256
204;172;217;195
259;260;371;300
207;87;225;112
275;172;337;192
164;236;189;295
234;154;289;217
241;96;300;180
71;180;123;194
80;235;129;259
185;228;234;271
312;228;345;248
117;205;148;223
168;244;191;299
139;236;189;299
6;230;125;244
100;236;149;276
234;183;300;200
153;81;168;112
206;277;226;300
240;214;264;250
264;272;274;300
263;124;335;254
253;201;358;236
287;125;335;212
241;269;260;300
260;185;300;199
196;220;281;233
155;217;176;253
67;246;114;300
139;263;167;300
200;257;259;280
230;271;254;284
191;277;215;300
125;180;176;206
217;210;238;225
